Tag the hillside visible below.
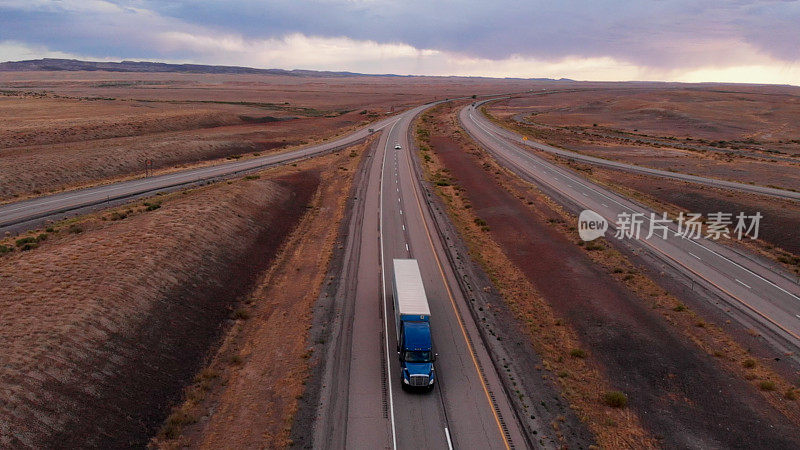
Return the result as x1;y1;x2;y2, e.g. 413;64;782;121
0;58;365;77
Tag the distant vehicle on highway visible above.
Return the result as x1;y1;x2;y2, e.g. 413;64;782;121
392;259;436;391
394;143;402;149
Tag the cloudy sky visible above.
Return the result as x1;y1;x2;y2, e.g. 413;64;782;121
1;0;799;84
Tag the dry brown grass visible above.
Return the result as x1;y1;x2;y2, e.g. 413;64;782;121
483;102;800;274
416;105;658;448
487;91;800;192
0;71;549;201
426;103;800;430
0;165;305;447
0;95;352;201
152;139;372;449
491;87;800;148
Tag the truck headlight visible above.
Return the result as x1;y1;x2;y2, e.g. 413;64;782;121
403;378;410;384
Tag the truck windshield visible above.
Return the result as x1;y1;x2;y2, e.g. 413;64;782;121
404;351;432;363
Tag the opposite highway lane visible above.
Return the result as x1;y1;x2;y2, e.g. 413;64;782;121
463;101;800;358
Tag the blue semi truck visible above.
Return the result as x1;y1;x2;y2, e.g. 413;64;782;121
392;259;436;391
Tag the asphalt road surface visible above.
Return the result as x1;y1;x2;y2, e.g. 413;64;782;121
0;114;402;233
485;104;800;202
322;104;526;449
463;102;800;356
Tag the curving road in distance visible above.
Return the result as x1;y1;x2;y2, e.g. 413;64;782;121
463;101;800;359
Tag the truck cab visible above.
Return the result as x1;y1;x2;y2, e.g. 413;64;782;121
398;320;435;391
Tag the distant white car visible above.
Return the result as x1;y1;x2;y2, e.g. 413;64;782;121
394;144;402;149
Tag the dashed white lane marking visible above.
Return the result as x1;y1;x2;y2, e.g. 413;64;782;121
736;279;752;289
379;118;401;450
688;252;702;260
402;224;405;231
601;203;609;207
445;427;453;450
581;192;588;197
405;243;409;251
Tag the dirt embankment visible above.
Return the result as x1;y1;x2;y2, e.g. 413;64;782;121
421;102;800;448
151;141;371;448
0;170;318;447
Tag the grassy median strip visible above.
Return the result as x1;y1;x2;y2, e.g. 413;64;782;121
426;102;800;437
415;104;658;448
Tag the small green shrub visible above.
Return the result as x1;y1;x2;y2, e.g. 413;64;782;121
569;348;587;359
232;308;251;320
585;242;604;251
15;236;37;247
161;410;196;439
759;380;776;391
603;391;628;408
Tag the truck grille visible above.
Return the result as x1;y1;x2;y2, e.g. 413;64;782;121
409;375;429;387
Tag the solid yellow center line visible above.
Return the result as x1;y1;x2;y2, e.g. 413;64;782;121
402;140;512;450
